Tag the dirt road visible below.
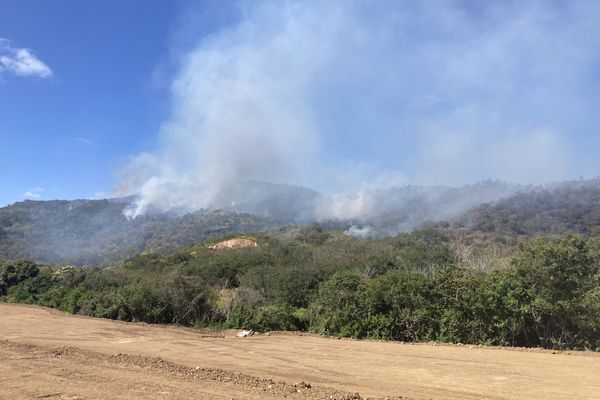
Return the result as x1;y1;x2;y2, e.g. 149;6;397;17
1;303;599;400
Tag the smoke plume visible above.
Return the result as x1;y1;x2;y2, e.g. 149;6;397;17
117;0;600;220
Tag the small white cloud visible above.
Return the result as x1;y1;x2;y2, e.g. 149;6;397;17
76;137;93;145
22;187;44;199
0;38;52;79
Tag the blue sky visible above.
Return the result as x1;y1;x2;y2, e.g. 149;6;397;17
1;1;600;208
0;0;194;205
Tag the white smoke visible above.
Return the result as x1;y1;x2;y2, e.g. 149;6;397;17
119;1;344;217
345;225;374;238
117;0;600;219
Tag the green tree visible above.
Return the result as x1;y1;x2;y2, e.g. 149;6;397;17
512;235;599;348
0;260;39;295
309;272;366;337
363;271;434;341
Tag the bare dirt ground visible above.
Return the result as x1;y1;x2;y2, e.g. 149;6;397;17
1;303;599;400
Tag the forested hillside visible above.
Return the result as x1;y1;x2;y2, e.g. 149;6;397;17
0;180;521;265
2;179;600;265
338;180;522;235
210;180;322;222
0;199;283;265
459;179;600;237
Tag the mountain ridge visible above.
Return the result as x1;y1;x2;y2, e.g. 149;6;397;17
2;178;600;265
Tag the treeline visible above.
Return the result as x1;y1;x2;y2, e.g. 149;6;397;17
459;180;600;237
2;227;599;350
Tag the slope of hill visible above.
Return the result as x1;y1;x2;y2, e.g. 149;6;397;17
335;180;523;235
3;179;600;265
0;199;283;265
211;180;322;222
458;179;600;236
0;180;523;264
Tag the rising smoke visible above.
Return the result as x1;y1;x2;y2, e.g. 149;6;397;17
117;0;600;221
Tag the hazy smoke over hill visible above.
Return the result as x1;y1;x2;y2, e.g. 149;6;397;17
117;0;600;220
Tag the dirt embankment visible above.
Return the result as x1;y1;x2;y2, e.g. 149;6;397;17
208;237;258;250
1;303;599;400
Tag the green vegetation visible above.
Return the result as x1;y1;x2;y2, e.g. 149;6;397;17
0;259;39;295
459;180;600;237
0;199;283;266
3;228;599;351
3;180;600;350
3;179;600;266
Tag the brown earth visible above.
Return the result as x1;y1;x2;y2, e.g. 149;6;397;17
1;303;599;400
208;238;258;250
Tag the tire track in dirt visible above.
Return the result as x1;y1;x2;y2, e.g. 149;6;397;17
1;340;399;400
1;303;599;400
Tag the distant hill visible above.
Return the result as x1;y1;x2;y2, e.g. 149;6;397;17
3;179;600;265
457;179;600;237
211;180;322;223
333;180;523;235
0;180;531;265
0;199;282;265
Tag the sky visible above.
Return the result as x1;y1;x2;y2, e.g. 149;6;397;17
1;0;600;209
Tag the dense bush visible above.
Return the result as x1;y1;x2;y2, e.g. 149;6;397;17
0;259;39;295
2;231;599;350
